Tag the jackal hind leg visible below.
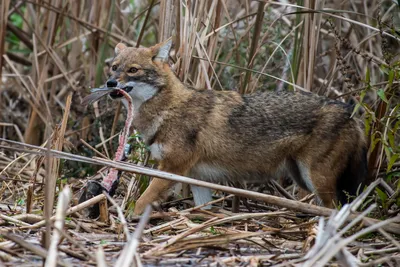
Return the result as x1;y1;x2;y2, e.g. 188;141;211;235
296;160;337;208
309;168;337;208
190;185;213;209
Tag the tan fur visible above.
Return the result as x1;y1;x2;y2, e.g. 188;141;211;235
107;41;367;214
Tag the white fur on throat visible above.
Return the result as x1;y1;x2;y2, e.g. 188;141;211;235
119;81;158;111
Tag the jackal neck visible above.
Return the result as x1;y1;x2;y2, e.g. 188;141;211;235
131;63;192;144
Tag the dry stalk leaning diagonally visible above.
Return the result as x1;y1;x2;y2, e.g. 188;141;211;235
3;233;68;267
114;205;152;267
19;193;107;229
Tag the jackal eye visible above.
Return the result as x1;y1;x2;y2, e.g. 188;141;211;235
111;65;118;71
128;67;138;73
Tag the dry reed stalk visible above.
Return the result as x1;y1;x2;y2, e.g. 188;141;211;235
43;92;71;249
0;213;31;227
240;1;265;94
80;138;108;159
3;233;68;267
0;0;11;81
20;193;106;230
145;211;287;256
159;0;174;42
3;54;47;122
104;192;131;241
96;246;107;267
0;123;24;142
115;205;152;267
252;21;302;92
45;186;70;267
194;56;305;91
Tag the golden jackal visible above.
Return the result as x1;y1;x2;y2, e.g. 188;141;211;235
104;40;367;214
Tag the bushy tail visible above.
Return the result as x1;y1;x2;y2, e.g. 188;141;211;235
336;144;368;204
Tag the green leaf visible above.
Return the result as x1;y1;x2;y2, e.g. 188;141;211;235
359;89;367;102
377;89;388;103
387;154;399;172
375;188;388;209
369;135;381;152
210;226;218;235
388;69;395;86
388;130;395;149
397;175;400;189
384;146;392;162
351;103;361;118
364;114;371;136
10;13;23;28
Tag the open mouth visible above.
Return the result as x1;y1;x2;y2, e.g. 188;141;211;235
109;86;133;99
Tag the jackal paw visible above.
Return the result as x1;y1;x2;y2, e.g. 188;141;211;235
134;198;148;215
134;197;164;215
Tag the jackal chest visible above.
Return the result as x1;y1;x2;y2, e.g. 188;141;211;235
133;113;164;144
149;142;164;160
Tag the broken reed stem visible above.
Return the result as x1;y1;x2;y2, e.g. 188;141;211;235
2;139;400;235
181;194;235;213
3;233;68;267
114;205;152;267
18;193;106;229
45;186;71;267
105;192;130;241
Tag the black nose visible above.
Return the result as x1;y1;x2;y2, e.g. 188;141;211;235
106;79;118;88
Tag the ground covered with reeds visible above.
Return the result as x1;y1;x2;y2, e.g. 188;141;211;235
0;0;400;266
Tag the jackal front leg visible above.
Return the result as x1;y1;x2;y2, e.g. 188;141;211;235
134;161;193;214
134;178;174;215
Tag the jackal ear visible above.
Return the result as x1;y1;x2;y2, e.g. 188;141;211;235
115;43;127;55
151;39;172;62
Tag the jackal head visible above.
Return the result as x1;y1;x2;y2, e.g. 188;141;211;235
106;40;172;106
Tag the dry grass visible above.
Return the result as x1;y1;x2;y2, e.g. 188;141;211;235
0;0;400;266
